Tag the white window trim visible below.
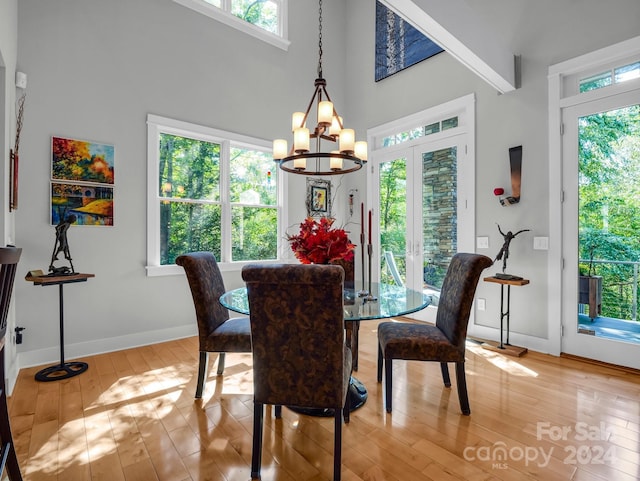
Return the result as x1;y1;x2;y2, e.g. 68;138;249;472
146;114;287;276
173;0;290;51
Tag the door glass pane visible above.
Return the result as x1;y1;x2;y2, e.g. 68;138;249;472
578;104;640;338
379;158;407;286
422;147;457;290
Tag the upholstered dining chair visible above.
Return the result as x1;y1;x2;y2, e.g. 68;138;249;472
377;252;493;415
241;263;352;481
176;252;252;399
0;246;23;480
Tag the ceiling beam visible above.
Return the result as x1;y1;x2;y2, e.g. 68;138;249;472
382;0;518;93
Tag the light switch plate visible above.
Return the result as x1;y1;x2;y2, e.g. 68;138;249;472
533;236;549;250
476;236;489;249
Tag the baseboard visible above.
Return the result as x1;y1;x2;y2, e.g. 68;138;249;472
559;352;640;375
16;324;198;370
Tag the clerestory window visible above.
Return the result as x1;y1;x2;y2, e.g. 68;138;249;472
173;0;289;50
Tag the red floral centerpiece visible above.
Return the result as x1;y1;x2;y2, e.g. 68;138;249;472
288;217;356;264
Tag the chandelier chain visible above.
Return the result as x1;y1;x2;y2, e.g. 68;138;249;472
317;0;323;78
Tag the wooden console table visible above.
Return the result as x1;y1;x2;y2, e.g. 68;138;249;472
25;273;95;382
482;276;529;357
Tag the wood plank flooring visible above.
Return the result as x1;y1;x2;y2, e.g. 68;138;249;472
8;318;640;481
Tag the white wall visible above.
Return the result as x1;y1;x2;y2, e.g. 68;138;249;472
12;0;640;369
1;0;20;388
14;0;347;368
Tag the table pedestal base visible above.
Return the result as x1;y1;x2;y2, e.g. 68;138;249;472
287;377;368;417
481;341;528;357
35;361;89;382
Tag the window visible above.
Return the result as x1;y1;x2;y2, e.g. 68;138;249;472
147;115;284;276
579;60;640;92
378;115;460;148
173;0;289;50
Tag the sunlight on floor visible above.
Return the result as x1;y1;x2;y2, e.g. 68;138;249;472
469;345;539;377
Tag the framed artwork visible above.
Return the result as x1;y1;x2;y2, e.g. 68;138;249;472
375;1;444;82
51;136;115;226
306;178;331;217
51;182;114;226
52;136;114;184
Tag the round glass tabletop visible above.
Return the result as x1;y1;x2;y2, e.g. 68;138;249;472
220;281;432;321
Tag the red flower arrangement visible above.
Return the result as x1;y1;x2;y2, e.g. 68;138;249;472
288;217;356;264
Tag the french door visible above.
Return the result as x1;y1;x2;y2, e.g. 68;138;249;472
562;88;640;368
371;133;471;308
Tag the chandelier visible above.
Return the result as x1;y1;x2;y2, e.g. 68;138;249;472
272;0;367;176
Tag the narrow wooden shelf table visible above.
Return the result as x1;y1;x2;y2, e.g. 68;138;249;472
482;275;529;357
25;272;95;381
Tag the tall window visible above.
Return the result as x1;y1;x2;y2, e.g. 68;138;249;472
173;0;289;50
147;115;282;276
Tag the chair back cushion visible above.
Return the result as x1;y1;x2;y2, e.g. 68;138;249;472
435;253;493;349
176;252;230;339
242;263;351;409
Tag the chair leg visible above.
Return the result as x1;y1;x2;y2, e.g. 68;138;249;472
377;343;383;382
216;352;226;376
333;410;343;481
0;351;23;481
251;402;264;479
343;384;351;424
455;362;471;415
384;358;393;413
196;351;209;399
274;405;282;419
440;362;451;387
352;321;360;371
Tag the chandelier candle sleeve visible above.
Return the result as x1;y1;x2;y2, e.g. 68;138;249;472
368;209;372;244
329;116;342;136
292;112;306;131
330;152;343;170
339;129;355;153
355;141;368;160
318;101;333;125
294;128;310;153
273;139;287;159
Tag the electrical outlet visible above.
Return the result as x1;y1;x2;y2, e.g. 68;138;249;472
477;298;486;311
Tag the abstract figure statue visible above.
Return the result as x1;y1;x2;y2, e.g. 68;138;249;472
495;223;530;275
49;214;77;275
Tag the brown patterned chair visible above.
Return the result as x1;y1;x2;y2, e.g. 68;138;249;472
377;253;493;415
242;263;352;481
176;252;252;398
0;246;23;480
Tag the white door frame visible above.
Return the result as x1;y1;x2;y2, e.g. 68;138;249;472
367;94;475;322
548;35;640;359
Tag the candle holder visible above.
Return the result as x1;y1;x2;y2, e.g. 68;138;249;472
357;204;368;297
365;244;377;302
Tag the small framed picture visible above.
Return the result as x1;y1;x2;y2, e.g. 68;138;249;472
306;178;331;217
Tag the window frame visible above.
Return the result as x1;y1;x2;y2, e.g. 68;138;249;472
172;0;290;51
146;114;287;276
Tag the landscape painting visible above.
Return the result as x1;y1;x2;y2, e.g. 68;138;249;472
51;182;114;226
52;136;115;184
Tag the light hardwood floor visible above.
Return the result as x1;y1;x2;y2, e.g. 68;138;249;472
8;319;640;481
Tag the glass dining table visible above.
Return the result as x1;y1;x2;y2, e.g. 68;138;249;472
219;281;432;414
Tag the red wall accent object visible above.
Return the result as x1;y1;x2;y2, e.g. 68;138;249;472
494;188;504;196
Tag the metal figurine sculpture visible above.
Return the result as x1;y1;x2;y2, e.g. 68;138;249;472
49;214;77;275
494;223;530;279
